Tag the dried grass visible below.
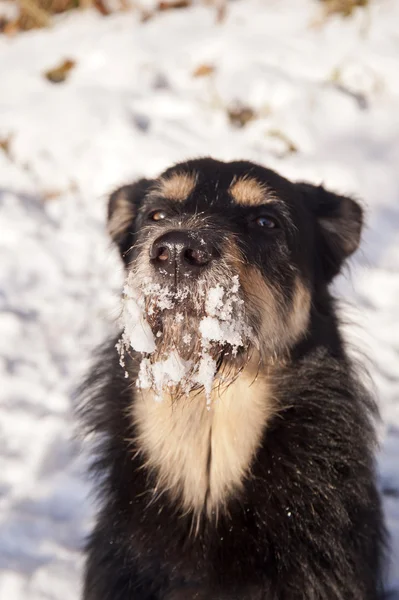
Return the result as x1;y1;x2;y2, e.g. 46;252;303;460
320;0;368;18
0;0;122;33
0;0;371;36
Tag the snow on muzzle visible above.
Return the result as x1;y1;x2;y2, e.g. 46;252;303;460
116;269;254;407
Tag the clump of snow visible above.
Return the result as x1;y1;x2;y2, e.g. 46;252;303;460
137;358;153;390
141;280;175;313
200;316;243;348
118;272;251;405
205;277;240;320
199;278;250;351
137;351;193;399
182;333;192;345
195;277;252;404
205;284;225;316
194;352;217;408
117;273;156;357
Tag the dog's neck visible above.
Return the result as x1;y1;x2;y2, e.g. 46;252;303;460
132;357;275;521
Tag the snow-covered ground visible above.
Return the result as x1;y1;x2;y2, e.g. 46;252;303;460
0;0;398;596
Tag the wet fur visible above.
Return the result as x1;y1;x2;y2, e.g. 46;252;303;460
80;158;386;599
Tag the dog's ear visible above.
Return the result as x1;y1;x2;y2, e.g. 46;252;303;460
108;178;154;263
299;183;363;282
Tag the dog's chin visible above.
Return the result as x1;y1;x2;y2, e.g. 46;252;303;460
131;270;257;396
145;306;253;376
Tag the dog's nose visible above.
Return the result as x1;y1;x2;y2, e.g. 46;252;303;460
150;230;215;277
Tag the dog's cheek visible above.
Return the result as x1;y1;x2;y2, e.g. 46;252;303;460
287;277;311;344
239;267;310;356
238;266;282;346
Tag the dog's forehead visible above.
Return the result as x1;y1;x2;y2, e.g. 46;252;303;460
154;161;285;209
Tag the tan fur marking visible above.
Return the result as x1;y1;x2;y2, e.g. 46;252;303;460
108;190;134;241
156;172;197;202
289;277;311;341
239;266;311;351
230;176;272;206
133;361;273;516
208;368;272;510
239;265;283;341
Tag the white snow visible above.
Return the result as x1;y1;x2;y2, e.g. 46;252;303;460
195;351;217;409
1;0;399;596
123;274;249;403
150;350;192;392
199;315;243;349
199;276;251;351
119;275;156;354
137;351;192;396
205;284;226;316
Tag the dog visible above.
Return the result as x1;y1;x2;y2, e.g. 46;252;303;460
80;158;386;599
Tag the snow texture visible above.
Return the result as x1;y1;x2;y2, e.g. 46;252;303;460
119;275;156;355
1;0;399;596
122;274;249;404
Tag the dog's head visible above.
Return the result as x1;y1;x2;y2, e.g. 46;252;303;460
109;158;362;381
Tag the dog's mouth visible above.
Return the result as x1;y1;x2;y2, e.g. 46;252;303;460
117;269;255;402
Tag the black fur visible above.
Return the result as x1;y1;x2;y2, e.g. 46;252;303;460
80;158;386;599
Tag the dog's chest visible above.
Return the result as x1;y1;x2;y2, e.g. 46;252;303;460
133;371;273;515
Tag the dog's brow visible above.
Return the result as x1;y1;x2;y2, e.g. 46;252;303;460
154;172;197;202
229;176;276;206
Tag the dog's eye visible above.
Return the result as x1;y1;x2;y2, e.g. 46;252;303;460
149;210;167;222
255;216;277;229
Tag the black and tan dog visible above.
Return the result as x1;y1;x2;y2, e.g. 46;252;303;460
81;158;386;599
